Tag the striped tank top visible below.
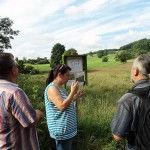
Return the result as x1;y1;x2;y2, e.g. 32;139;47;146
44;82;77;140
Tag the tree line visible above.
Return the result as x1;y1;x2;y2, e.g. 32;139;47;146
16;57;50;64
88;38;150;63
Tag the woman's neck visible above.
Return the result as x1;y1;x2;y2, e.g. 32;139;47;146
53;79;63;88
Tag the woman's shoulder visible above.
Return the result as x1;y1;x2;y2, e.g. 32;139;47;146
45;82;57;92
46;82;57;88
47;83;60;93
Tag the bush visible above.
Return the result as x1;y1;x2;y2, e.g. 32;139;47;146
24;65;34;73
97;51;103;58
102;56;108;62
22;65;39;74
30;69;40;75
115;50;132;63
17;60;40;74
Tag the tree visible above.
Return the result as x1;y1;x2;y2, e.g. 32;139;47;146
0;17;19;52
89;51;93;57
97;51;103;58
115;50;132;63
50;43;65;68
135;49;147;56
23;57;27;63
17;60;25;73
63;48;78;56
120;38;150;55
102;56;108;62
15;57;19;62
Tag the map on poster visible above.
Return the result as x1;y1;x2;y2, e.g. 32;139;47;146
67;57;83;72
66;71;85;86
65;56;87;86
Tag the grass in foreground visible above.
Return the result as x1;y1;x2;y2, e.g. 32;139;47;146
18;60;134;150
75;62;132;149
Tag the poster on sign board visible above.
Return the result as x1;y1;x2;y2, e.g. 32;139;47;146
67;57;83;72
64;55;87;86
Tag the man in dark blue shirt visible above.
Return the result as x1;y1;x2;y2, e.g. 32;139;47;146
111;54;150;150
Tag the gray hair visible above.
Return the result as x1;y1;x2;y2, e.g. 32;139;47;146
133;54;150;79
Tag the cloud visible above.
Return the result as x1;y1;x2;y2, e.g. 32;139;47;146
64;0;110;19
1;0;150;58
112;30;150;48
0;0;75;29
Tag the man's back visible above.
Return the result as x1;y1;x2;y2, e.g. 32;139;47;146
128;85;150;150
111;80;150;150
111;54;150;150
0;80;39;150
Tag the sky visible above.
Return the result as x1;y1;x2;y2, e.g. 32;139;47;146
0;0;150;59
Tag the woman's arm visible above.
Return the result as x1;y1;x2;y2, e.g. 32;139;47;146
48;82;79;111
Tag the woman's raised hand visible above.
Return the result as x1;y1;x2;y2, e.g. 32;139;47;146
76;89;84;98
71;81;79;94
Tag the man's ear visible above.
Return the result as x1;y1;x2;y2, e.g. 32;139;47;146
11;66;16;75
134;67;139;76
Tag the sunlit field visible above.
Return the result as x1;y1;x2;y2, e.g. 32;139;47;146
25;54;122;73
25;63;51;72
87;54;122;69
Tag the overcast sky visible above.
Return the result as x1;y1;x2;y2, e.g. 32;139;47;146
0;0;150;59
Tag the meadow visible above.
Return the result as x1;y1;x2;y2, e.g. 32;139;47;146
25;54;122;71
20;54;133;150
25;63;50;72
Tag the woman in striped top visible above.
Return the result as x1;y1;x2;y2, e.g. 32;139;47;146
44;64;84;150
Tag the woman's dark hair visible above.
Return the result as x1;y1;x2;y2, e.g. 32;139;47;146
46;64;71;86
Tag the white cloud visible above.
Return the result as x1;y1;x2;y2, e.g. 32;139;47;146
1;0;150;58
0;0;75;29
112;30;150;48
64;0;110;19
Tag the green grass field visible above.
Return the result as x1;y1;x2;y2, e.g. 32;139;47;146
25;54;122;72
20;54;134;150
25;63;51;72
87;54;122;69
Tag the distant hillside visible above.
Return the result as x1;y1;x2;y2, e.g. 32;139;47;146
120;38;150;52
88;38;150;56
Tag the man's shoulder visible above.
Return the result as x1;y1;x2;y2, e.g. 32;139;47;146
7;84;23;94
5;85;26;99
118;92;137;104
120;82;150;105
118;91;141;114
0;81;23;94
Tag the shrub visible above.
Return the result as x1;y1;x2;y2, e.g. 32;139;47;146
115;50;132;63
17;60;40;74
102;56;108;62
